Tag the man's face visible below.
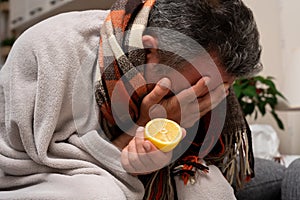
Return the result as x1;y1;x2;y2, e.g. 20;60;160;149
145;53;235;94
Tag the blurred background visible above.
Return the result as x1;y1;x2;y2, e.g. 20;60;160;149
0;0;299;157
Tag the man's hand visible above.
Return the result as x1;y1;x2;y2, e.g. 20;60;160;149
121;126;186;175
138;77;230;128
113;76;229;150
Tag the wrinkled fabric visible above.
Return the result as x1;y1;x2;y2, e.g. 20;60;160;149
0;10;145;200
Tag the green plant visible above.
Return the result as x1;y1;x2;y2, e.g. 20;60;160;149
233;75;286;130
1;37;15;46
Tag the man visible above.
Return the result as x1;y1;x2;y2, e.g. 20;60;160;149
0;0;261;199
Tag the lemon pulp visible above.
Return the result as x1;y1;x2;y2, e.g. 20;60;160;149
144;118;182;152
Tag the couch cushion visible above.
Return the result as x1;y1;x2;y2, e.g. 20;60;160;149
235;158;285;200
281;158;300;200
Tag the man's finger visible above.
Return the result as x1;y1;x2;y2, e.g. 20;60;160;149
176;76;210;104
143;78;171;105
197;83;229;116
135;127;148;152
121;147;135;173
181;128;187;140
209;84;229;109
192;76;210;97
127;141;145;173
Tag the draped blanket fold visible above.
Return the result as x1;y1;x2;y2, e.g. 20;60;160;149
0;10;145;200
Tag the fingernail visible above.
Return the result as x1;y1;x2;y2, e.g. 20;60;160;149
158;78;170;89
143;142;151;151
137;126;144;132
203;76;211;85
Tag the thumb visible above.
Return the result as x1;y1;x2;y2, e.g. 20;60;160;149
143;140;159;152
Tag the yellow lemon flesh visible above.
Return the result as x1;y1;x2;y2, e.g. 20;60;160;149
144;118;182;152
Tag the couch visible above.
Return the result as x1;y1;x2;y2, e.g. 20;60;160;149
235;124;300;200
235;157;300;200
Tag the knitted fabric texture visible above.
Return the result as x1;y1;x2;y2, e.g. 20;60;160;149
94;0;255;199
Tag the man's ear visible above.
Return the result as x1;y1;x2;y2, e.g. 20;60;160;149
142;35;159;63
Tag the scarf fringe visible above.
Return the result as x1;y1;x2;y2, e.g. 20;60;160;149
206;129;253;189
142;165;174;200
172;156;209;185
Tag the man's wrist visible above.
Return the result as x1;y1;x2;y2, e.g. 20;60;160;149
111;127;136;150
136;117;149;127
111;118;150;150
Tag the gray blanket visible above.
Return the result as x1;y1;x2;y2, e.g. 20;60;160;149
0;10;144;200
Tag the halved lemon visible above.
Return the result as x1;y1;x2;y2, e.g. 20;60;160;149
144;118;182;152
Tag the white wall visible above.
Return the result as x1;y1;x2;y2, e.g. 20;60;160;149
243;0;300;154
279;0;300;155
280;0;300;106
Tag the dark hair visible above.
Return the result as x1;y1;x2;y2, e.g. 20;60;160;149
147;0;262;77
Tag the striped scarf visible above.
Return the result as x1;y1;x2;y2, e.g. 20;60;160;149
95;0;255;199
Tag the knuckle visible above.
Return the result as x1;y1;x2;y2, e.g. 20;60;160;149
151;89;165;101
147;93;157;103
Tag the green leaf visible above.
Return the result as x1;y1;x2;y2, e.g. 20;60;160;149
265;97;277;109
254;110;258;120
271;110;285;130
258;101;266;116
264;79;276;89
242;85;257;97
243;103;255;116
276;91;287;100
266;76;275;80
1;37;16;46
253;76;264;82
235;75;286;130
233;84;242;98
